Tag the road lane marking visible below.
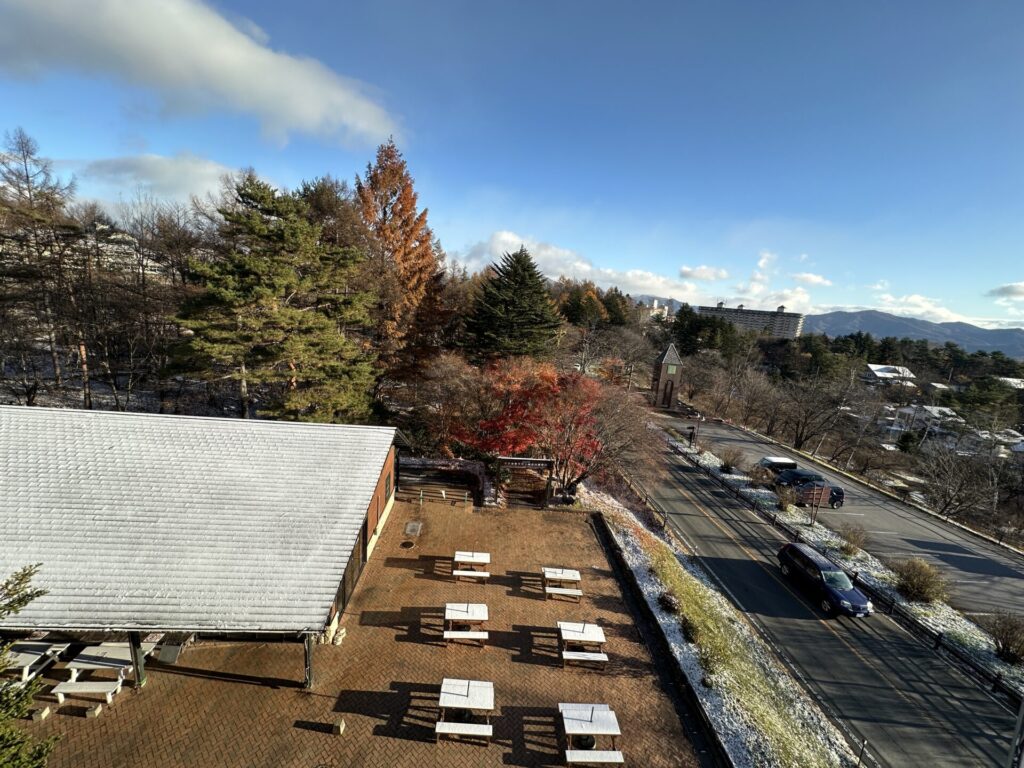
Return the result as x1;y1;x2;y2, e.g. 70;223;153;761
667;472;975;739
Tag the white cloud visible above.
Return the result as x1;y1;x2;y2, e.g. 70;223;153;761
869;279;890;291
80;152;235;201
875;293;969;324
734;250;776;296
0;0;396;144
454;231;702;302
791;272;832;286
679;265;729;281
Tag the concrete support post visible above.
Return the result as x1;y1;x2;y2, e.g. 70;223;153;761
303;634;315;690
128;631;147;689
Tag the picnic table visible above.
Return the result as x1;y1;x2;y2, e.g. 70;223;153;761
454;551;490;569
7;643;68;682
444;602;488;630
543;567;583;602
558;621;606;651
560;703;623;762
66;642;156;682
438;678;495;721
542;567;581;588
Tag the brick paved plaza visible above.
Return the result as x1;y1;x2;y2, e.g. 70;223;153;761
23;499;698;767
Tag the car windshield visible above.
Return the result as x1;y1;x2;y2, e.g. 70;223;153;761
823;571;853;590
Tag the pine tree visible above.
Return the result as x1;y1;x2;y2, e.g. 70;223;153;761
1;565;53;768
465;247;562;359
176;173;375;421
355;139;439;369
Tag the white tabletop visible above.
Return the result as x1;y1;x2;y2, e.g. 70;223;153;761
561;706;621;737
445;603;488;623
558;621;606;644
8;642;68;669
454;551;490;565
543;567;581;582
90;643;157;662
439;678;494;711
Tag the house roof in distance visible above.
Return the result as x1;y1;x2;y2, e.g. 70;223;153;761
866;363;916;380
0;406;397;634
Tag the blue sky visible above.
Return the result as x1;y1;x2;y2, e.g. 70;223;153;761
2;0;1022;326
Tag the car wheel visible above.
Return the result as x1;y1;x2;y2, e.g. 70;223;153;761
831;500;842;509
821;599;834;615
780;563;790;577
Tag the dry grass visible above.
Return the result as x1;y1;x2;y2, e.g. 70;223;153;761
890;557;949;603
836;522;868;556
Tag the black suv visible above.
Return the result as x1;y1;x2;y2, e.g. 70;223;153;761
774;468;825;487
777;543;873;617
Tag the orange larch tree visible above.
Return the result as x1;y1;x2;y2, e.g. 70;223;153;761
355;139;439;374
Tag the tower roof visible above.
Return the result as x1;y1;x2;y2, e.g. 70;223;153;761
655;343;682;367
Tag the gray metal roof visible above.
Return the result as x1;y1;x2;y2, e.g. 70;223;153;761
654;343;682;367
0;406;397;634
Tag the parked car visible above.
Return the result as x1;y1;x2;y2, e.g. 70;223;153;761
794;480;845;508
774;468;824;487
777;543;873;617
756;456;798;474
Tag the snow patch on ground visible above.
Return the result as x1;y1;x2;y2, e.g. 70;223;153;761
579;484;857;768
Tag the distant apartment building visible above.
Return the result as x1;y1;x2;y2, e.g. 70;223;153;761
635;299;671;323
695;302;804;339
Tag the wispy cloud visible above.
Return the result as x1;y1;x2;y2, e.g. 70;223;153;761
791;272;832;286
0;0;397;144
987;282;1024;302
869;279;890;291
875;293;968;324
679;265;729;281
454;230;702;301
80;152;235;202
734;250;776;296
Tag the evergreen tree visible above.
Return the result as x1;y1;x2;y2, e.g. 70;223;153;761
465;247;562;359
176;173;375;421
1;565;53;768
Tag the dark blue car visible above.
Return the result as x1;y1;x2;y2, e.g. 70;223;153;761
777;542;874;617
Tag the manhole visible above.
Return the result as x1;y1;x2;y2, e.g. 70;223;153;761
400;540;415;550
572;734;597;750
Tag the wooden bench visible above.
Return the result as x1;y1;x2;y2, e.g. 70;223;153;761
562;650;609;668
565;749;624;764
453;570;489;582
545;586;583;602
443;630;489;647
52;680;122;705
434;721;493;744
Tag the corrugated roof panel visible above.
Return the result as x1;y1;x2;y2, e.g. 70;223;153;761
0;406;396;633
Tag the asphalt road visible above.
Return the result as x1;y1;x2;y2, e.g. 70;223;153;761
646;444;1016;767
667;416;1024;617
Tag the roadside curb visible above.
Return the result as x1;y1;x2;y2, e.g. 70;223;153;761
590;511;734;768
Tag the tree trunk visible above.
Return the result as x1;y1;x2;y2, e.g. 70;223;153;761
43;294;62;387
78;340;92;409
239;360;250;418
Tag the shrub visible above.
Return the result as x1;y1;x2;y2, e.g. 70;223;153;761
984;612;1024;665
837;523;868;556
748;466;774;488
890;558;948;603
776;486;796;511
718;447;745;474
657;589;681;614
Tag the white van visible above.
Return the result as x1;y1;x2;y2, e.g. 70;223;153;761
756;456;798;474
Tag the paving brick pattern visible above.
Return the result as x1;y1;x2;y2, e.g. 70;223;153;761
24;501;698;767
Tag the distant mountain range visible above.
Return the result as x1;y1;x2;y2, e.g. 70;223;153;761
804;310;1024;359
633;296;1024;358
